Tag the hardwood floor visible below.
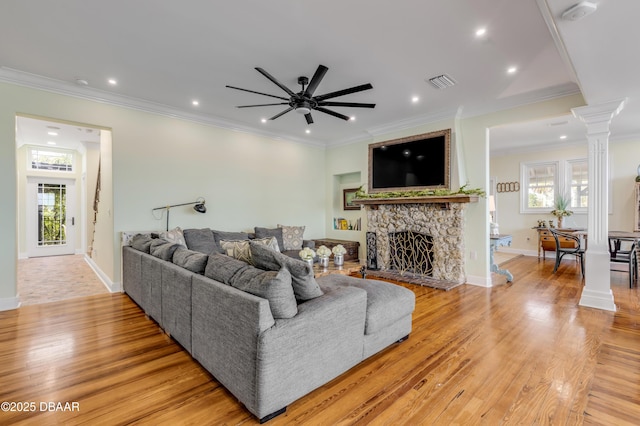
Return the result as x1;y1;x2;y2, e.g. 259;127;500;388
0;256;638;425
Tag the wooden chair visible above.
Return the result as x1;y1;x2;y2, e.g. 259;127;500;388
609;238;637;287
549;228;585;276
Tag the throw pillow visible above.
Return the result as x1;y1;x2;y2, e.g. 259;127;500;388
205;253;297;319
205;253;251;284
277;224;305;251
183;228;220;254
149;239;181;261
172;247;208;274
160;227;187;248
230;266;297;319
220;237;279;264
249;241;324;301
130;233;154;253
254;227;284;253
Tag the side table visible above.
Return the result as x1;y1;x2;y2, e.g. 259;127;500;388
490;234;513;282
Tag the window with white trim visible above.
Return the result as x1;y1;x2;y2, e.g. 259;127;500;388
521;161;558;212
29;147;74;172
520;159;588;213
567;159;588;210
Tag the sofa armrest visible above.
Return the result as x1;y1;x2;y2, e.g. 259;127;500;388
191;275;275;417
254;285;367;418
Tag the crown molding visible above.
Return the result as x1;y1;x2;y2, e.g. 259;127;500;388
365;108;459;138
0;67;327;148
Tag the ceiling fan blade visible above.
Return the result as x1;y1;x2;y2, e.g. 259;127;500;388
255;67;296;97
237;103;290;108
305;113;314;125
269;107;294;120
304;65;328;97
226;85;289;101
314;83;373;102
317;101;376;108
315;107;351;121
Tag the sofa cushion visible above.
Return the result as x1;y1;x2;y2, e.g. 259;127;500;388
205;253;297;319
317;275;415;335
231;266;297;319
184;228;220;254
249;242;323;301
205;253;249;284
220;237;279;263
130;233;154;253
160;226;187;248
173;247;208;274
254;227;284;253
149;239;181;261
212;230;249;246
277;224;305;250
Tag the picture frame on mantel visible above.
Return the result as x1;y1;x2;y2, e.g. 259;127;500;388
343;188;360;210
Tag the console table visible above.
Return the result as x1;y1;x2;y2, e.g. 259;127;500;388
490;234;513;282
533;227;584;259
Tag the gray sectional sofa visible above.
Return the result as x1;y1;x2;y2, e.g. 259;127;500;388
122;229;415;422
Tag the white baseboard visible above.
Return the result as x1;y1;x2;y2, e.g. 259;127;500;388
18;252;27;260
494;247;538;257
466;274;493;287
83;255;120;293
0;296;21;311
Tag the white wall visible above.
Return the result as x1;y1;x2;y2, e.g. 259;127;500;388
0;82;326;306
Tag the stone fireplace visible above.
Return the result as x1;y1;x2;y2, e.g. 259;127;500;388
356;195;475;288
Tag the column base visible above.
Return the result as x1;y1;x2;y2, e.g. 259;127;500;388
579;288;616;311
580;249;616;311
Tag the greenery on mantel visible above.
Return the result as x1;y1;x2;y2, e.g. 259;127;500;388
354;184;486;199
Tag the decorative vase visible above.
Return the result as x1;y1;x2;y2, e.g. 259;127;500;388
319;256;329;268
304;258;314;268
557;216;563;228
334;254;344;266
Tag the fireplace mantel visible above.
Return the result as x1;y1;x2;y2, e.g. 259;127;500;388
353;194;479;206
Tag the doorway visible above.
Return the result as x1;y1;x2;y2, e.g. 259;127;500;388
26;177;76;257
16;115;108;305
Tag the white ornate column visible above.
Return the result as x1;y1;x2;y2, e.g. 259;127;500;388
572;99;626;311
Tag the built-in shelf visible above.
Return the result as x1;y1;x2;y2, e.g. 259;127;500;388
352;194;479;206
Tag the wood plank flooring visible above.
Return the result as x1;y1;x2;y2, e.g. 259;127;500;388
0;256;638;425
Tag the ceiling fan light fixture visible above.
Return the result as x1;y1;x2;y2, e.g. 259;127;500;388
296;106;311;115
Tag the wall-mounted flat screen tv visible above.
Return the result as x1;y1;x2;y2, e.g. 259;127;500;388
368;129;450;193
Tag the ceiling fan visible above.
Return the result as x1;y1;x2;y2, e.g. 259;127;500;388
226;65;375;124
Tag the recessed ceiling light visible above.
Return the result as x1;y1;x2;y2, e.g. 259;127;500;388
47;131;58;136
261;118;267;123
305;129;311;134
47;141;56;145
411;96;420;103
507;66;518;74
192;100;199;106
475;28;487;37
108;78;117;85
350;116;356;121
560;135;568;140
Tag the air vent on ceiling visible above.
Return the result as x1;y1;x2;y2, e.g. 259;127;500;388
427;74;456;89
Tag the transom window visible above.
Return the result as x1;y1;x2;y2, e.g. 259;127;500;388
30;148;74;172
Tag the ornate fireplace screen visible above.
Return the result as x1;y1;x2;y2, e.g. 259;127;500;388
389;231;434;276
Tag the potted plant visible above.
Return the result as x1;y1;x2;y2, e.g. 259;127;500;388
298;247;316;267
316;245;332;267
550;194;573;228
332;244;347;266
